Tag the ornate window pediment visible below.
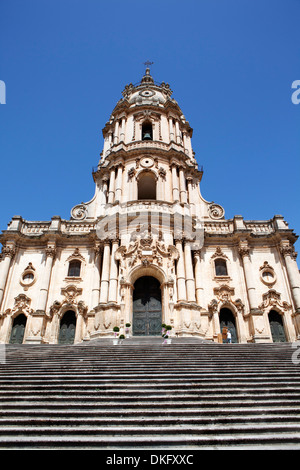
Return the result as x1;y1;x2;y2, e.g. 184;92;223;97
259;289;291;312
5;294;34;317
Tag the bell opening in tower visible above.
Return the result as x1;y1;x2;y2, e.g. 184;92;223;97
142;122;153;141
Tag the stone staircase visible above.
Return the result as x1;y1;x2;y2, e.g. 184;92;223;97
0;338;300;449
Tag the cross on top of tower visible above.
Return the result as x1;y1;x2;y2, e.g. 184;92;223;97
143;60;154;68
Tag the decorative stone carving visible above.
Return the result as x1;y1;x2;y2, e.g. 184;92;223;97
259;261;277;287
238;241;250;258
208;299;218;317
6;294;34;316
158;167;166;179
19;263;36;290
115;236;179;270
211;247;229;260
1;245;15;259
280;241;298;260
66;248;85;263
71;204;87;220
45;245;56;258
213;285;235;303
208;203;225;220
128;167;135;179
258;289;292;312
61;285;83;303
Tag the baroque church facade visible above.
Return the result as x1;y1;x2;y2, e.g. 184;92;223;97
1;68;300;345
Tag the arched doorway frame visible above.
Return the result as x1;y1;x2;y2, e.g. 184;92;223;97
54;304;79;344
265;306;288;343
58;308;77;345
127;264;169;329
218;303;240;343
9;312;28;344
217;302;240;343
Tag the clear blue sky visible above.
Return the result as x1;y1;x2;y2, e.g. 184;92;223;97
1;0;299;252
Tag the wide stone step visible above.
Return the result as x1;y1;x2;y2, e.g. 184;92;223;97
0;413;299;426
0;431;300;450
0;422;300;434
1;383;300;393
2;398;300;409
0;405;298;417
0;389;300;399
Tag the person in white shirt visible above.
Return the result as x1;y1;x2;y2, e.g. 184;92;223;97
227;330;232;343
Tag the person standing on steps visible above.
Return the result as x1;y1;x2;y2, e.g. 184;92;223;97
227;329;232;344
222;327;228;344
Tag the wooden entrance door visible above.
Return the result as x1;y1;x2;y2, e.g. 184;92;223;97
9;314;27;344
133;276;162;336
58;311;76;344
269;310;286;342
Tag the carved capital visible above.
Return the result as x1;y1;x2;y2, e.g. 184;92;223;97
280;241;297;259
2;245;15;259
45;245;56;258
238;241;250;258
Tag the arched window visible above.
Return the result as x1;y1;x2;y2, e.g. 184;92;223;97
138;172;156;200
68;260;81;277
215;258;228;276
142;122;153;141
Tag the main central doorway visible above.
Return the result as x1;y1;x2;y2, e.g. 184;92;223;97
132;276;162;336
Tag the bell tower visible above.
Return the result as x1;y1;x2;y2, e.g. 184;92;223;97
71;66;223;224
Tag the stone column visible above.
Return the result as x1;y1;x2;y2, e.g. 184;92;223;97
169;117;174;141
0;244;15;309
108;168;116;204
280;241;300;313
108;131;113;148
238;241;259;312
115;165;123;202
183;132;189;154
97;177;108;217
175;239;187;301
91;243;102;308
179;167;187;204
171;164;180;202
113;120;119;145
101;178;109;205
186;177;195;214
175;120;181;144
120;117;126;142
235;306;248;344
99;241;111;303
193;250;204;307
108;239;119;303
37;244;56;313
184;241;196;302
74;314;83;344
